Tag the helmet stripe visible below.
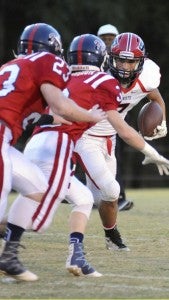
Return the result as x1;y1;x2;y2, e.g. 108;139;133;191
27;24;39;54
77;35;85;64
126;33;132;52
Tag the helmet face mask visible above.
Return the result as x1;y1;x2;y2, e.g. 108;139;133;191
109;32;146;84
17;23;63;57
67;34;107;71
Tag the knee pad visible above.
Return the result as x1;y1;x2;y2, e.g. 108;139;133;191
91;179;120;203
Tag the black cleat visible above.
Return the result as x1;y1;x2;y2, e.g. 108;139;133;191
0;241;38;281
105;226;130;251
118;199;134;211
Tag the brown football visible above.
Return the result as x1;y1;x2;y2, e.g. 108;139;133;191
137;102;163;137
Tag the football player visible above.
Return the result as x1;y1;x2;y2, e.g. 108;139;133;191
97;23;119;54
0;23;106;281
97;24;134;211
66;32;168;252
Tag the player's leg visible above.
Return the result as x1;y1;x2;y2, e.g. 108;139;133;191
89;178;129;251
29;132;101;276
115;135;134;211
0;131;72;281
65;176;102;277
0;125;13;223
75;135;129;251
0;145;49;281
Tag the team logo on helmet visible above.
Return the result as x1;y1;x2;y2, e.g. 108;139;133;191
94;39;106;54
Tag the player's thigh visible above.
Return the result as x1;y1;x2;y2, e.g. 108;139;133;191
76;137;120;199
77;144;113;187
11;147;48;195
24;131;58;163
24;131;60;180
107;149;117;177
66;175;94;206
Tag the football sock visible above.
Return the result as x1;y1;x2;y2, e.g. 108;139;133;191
104;224;117;238
70;232;84;244
4;222;25;242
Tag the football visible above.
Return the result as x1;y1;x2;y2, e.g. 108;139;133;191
137;102;163;137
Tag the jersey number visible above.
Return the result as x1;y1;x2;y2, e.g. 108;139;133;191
0;64;20;96
117;103;130;113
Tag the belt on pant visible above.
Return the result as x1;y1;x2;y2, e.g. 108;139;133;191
87;134;113;155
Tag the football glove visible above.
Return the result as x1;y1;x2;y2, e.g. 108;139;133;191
142;155;169;175
144;120;167;140
141;142;169;175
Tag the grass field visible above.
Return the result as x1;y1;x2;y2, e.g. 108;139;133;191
1;188;169;299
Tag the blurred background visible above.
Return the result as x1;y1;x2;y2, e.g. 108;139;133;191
1;0;169;188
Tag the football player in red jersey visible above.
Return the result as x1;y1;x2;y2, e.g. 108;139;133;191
5;34;169;282
0;24;106;281
1;32;169;282
1;32;120;280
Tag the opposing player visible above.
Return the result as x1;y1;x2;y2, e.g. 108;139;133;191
66;32;168;252
0;24;106;281
97;23;133;211
109;32;167;141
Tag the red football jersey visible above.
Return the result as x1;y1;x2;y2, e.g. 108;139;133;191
35;71;122;142
0;52;70;144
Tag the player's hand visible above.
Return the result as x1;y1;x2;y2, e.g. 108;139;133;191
142;154;169;175
144;120;167;140
89;104;107;122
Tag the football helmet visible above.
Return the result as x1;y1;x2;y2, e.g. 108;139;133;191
67;34;107;71
109;32;146;84
17;23;63;56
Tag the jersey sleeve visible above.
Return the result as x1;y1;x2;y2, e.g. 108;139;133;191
31;52;71;90
138;58;161;91
97;77;122;111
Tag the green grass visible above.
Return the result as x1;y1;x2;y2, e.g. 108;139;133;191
1;189;169;299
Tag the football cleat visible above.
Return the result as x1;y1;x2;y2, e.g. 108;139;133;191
0;241;38;281
105;226;130;251
118;199;134;211
66;243;102;277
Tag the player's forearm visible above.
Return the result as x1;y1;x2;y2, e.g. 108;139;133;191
117;124;163;160
108;111;146;151
60;98;93;122
41;83;97;123
118;126;145;151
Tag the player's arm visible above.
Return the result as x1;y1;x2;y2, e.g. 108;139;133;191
108;110;145;149
40;83;106;123
144;88;167;140
107;109;169;175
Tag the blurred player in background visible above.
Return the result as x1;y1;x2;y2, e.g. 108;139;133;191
97;23;119;53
